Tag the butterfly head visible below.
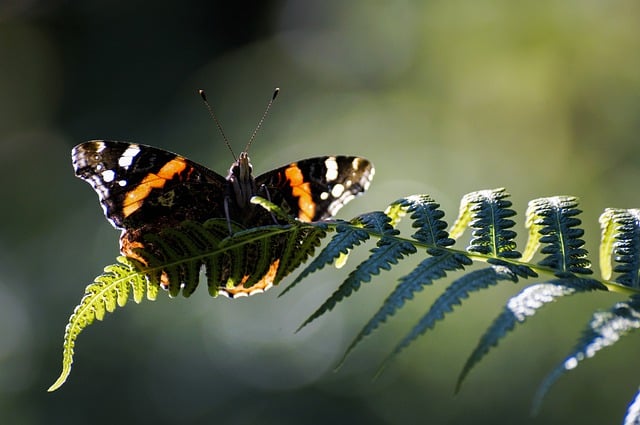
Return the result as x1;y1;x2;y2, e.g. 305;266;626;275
227;151;257;209
235;152;253;181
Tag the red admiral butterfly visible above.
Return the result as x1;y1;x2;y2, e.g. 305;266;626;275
72;94;374;297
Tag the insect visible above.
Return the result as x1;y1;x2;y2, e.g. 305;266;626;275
72;89;374;296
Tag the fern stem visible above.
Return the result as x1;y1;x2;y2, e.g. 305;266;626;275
346;225;631;295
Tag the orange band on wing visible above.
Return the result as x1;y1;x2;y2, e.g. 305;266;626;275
284;164;315;222
123;158;188;218
222;259;280;297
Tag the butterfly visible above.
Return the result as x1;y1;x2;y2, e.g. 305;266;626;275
72;91;374;297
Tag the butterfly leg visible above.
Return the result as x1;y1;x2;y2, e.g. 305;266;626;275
223;195;233;234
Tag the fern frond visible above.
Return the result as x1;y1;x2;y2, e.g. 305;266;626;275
54;181;640;420
456;277;606;393
599;208;640;287
377;264;521;375
51;220;326;390
525;196;592;276
298;213;417;331
532;294;640;414
48;256;147;392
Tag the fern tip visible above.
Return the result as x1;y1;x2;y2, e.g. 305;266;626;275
294;321;307;334
47;367;70;392
333;351;350;372
373;355;394;381
372;364;386;382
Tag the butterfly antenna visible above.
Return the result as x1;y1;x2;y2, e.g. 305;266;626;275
243;87;279;154
199;89;236;161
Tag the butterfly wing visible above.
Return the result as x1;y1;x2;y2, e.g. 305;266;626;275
255;156;375;222
72;140;229;230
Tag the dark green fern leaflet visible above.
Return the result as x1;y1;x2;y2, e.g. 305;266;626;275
600;208;640;288
455;189;535;277
533;294;640;414
461;188;520;259
298;211;417;330
525;196;592;277
280;220;370;296
457;277;606;393
396;195;455;250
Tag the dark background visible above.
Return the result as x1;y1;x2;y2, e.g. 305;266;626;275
2;1;640;424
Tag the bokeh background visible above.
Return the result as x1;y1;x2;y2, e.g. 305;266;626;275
2;1;640;424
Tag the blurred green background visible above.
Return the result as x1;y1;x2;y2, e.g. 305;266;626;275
2;0;639;424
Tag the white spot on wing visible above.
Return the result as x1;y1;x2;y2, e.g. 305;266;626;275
118;145;141;169
341;193;355;205
320;192;329;200
331;184;344;198
363;167;375;191
101;169;115;182
325;157;338;181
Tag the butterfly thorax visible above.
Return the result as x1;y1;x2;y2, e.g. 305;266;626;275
226;152;257;209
